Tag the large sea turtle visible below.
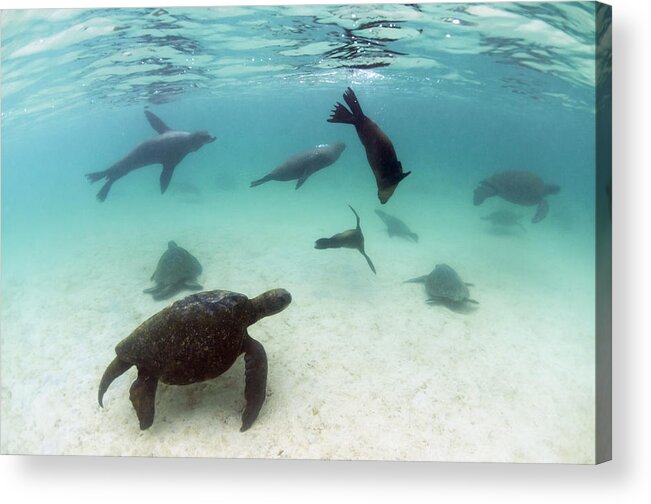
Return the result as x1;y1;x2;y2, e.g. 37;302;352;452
405;264;478;307
473;170;560;223
98;288;292;432
144;241;203;300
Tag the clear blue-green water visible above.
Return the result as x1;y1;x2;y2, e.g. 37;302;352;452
1;3;603;462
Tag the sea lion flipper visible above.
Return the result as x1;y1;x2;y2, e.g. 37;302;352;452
250;175;270;188
361;250;376;274
160;163;177;194
342;87;364;119
328;102;356;125
145;110;172;134
348;205;361;229
295;170;310;189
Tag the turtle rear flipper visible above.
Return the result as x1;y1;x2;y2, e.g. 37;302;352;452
129;369;159;430
532;199;549;223
98;356;133;407
240;335;267;432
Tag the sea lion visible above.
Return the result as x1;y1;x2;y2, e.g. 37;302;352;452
86;110;216;201
375;209;418;242
327;87;410;204
315;205;376;274
473;170;560;223
250;143;346;189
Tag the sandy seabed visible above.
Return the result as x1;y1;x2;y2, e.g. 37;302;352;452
1;182;596;463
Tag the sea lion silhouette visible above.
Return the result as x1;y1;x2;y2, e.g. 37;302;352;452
86;110;215;201
315;205;376;274
327;87;410;204
250;143;346;189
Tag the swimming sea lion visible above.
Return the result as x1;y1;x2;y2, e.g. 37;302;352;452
315;205;376;274
327;87;410;204
86;110;216;201
250;143;346;189
375;209;418;242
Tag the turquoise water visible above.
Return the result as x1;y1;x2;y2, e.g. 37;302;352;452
1;3;605;462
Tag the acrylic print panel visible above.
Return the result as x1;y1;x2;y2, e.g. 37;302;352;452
0;2;611;463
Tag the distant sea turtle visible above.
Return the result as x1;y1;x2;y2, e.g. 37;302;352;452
473;170;560;223
405;264;478;307
144;241;203;300
98;288;292;431
375;209;418;242
482;209;526;231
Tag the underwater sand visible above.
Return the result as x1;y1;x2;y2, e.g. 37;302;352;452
0;170;595;463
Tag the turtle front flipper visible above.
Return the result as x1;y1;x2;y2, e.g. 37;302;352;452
143;284;162;295
183;280;203;291
473;181;497;205
532;199;549;223
151;284;179;300
240;334;268;432
129;369;159;430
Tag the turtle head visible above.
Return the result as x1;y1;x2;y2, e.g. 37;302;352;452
250;288;292;323
545;183;561;196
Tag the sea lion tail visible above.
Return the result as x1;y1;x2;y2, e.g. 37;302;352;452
98;357;133;407
250;175;270;188
348;205;361;229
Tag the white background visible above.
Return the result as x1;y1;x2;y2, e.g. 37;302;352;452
1;0;648;502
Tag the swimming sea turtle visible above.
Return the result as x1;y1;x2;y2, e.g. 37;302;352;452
98;288;292;431
144;241;203;300
405;264;478;307
473;170;560;223
482;209;526;231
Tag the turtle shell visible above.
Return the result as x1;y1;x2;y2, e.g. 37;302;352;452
151;241;202;286
116;290;250;385
425;264;470;303
486;170;546;206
